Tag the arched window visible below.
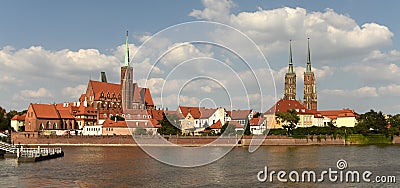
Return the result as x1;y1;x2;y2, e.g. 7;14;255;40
46;121;51;129
53;122;57;130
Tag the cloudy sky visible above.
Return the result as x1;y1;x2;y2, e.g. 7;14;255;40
1;0;400;114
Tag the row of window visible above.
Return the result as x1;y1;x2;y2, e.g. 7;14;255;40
103;113;152;119
100;92;121;99
86;127;101;132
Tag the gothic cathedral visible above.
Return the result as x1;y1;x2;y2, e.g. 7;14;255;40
283;40;296;100
283;38;317;110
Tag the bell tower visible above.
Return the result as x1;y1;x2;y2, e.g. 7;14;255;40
284;40;296;100
303;38;317;110
121;31;134;110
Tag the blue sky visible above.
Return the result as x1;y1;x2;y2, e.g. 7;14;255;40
1;0;400;114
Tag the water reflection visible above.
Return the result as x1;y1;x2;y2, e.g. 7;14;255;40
0;145;399;187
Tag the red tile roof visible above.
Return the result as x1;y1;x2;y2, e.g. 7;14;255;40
319;109;359;119
98;109;124;119
150;118;162;128
227;121;243;128
249;117;266;126
143;88;154;106
89;80;121;101
58;110;75;119
179;106;217;119
31;104;60;119
147;109;164;121
209;120;222;129
11;114;26;121
264;99;307;114
102;118;127;127
227;109;252;120
75;105;97;116
79;94;86;102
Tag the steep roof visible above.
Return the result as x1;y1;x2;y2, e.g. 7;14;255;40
227;109;252;120
58;110;75;119
147;109;164;121
179;106;217;119
11;114;26;121
76;105;97;116
210;120;222;129
31;104;60;119
149;119;162;128
249;117;266;126
79;94;86;102
132;84;153;106
264;99;306;114
142;88;154;106
89;80;121;100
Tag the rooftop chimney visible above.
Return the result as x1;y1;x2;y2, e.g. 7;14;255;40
100;72;107;83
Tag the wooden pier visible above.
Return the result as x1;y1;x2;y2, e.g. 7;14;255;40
0;142;64;162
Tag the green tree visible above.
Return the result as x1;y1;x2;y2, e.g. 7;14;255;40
0;106;10;131
388;114;400;128
134;128;147;135
356;109;388;135
253;112;261;118
157;113;181;135
244;119;251;135
110;115;125;121
275;109;299;135
221;123;236;136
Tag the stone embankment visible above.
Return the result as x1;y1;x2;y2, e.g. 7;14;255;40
10;132;373;146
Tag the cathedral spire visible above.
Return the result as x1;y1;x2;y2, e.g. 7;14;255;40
306;38;312;73
124;31;130;66
288;40;294;74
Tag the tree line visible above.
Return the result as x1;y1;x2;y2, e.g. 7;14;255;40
0;106;27;131
271;109;400;137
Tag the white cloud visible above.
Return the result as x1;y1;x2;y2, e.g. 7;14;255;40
363;50;400;63
322;86;378;98
378;84;400;96
62;84;87;99
343;62;400;83
159;43;214;68
189;0;235;22
13;88;53;100
190;3;393;59
153;94;200;108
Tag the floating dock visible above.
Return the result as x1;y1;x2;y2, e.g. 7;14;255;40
0;142;64;162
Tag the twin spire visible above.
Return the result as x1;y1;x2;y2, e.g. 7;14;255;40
124;31;130;67
287;38;312;73
306;38;312;73
288;40;294;74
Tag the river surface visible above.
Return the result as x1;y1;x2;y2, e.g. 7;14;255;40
1;145;399;187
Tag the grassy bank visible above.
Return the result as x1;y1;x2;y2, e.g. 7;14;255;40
345;134;392;144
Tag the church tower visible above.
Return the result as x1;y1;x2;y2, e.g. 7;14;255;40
303;38;317;110
121;31;134;110
284;40;296;100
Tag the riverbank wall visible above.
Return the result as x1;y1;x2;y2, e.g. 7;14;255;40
10;132;371;146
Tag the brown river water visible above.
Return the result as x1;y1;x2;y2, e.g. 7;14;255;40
1;145;399;187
